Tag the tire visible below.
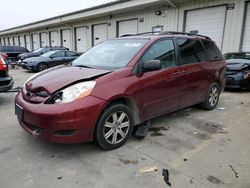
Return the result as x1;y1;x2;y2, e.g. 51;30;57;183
200;82;220;110
94;103;134;150
37;63;48;72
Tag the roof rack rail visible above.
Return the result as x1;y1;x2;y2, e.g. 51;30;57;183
120;31;160;37
160;31;211;40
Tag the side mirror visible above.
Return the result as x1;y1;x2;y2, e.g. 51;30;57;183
142;60;161;72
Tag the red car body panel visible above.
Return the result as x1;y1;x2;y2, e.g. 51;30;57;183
15;35;227;144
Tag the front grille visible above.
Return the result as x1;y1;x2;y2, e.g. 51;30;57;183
24;121;44;132
0;71;7;77
0;80;11;86
22;89;50;104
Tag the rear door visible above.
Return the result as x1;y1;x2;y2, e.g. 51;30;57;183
175;38;211;108
65;51;78;63
140;39;181;119
50;51;66;67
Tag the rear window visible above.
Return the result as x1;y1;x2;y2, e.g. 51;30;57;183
0;46;14;52
14;47;27;52
176;38;206;65
202;40;222;61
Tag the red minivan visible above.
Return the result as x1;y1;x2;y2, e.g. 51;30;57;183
15;32;227;150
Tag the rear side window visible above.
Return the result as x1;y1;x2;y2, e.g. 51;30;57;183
52;51;65;58
176;38;206;65
202;40;222;61
141;39;176;69
66;51;77;57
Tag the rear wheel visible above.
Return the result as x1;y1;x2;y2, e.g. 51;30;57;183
200;83;220;110
95;103;133;150
37;63;48;72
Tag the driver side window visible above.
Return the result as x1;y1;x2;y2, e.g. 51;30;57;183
141;39;176;69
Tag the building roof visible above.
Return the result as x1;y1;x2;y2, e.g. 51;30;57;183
0;0;190;35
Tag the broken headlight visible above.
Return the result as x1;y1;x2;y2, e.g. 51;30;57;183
48;81;96;104
243;70;250;79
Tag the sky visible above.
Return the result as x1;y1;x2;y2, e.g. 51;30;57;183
0;0;113;30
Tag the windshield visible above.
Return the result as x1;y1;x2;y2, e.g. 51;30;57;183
72;39;148;70
33;48;43;53
41;51;57;57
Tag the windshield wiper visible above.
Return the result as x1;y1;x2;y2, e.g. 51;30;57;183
75;65;93;69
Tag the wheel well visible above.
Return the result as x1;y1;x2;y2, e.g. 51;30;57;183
214;80;222;92
107;97;140;125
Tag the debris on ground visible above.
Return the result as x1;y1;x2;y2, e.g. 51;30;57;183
229;165;239;178
193;131;198;135
207;175;224;184
162;169;171;187
219;127;228;134
138;166;158;174
216;107;226;111
183;158;188;162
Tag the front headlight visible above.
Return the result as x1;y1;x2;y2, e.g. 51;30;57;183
243;70;250;79
49;81;96;104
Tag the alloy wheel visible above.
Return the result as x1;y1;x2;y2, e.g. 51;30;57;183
208;86;219;107
103;111;130;145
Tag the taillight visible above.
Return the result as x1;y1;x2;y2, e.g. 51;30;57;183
0;57;7;71
2;52;8;60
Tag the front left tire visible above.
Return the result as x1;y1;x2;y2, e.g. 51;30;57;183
94;103;134;150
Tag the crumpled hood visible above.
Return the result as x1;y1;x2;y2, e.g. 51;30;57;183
25;65;111;94
226;59;250;71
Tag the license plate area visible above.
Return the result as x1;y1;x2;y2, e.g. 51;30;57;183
15;103;23;120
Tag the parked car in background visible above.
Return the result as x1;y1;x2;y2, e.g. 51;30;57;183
224;52;250;60
17;46;69;62
0;46;28;61
224;52;250;89
0;55;14;92
15;32;226;150
21;50;80;72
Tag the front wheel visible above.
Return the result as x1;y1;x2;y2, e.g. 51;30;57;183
200;83;220;110
37;63;48;72
94;103;134;150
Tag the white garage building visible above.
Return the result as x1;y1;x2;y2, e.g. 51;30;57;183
0;0;249;54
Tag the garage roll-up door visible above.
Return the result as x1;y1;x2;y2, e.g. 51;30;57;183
93;24;108;46
75;27;87;52
14;36;19;46
25;35;32;51
9;37;14;46
0;38;4;46
50;31;59;47
185;6;226;49
118;19;138;37
32;34;40;50
62;29;71;49
242;2;250;51
41;33;48;47
19;36;25;47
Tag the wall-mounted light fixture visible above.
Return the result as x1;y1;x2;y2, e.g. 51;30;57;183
155;10;162;16
108;15;112;19
139;18;144;23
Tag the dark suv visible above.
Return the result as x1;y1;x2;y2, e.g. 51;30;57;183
15;32;226;150
0;46;28;61
0;55;13;92
17;46;69;62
